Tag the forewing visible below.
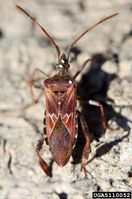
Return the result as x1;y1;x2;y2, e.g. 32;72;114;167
45;88;59;136
61;85;76;139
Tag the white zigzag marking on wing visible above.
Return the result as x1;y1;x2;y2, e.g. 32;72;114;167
63;113;73;123
48;113;73;124
48;113;58;123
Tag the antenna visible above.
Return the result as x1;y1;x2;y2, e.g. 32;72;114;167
67;13;119;59
16;5;61;60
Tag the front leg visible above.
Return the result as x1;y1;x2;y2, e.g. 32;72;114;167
73;58;91;79
78;111;93;178
28;68;48;104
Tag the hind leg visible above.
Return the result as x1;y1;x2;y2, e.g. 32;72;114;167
36;134;51;176
78;111;93;178
36;114;51;176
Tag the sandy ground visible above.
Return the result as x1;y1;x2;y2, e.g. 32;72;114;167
0;0;132;199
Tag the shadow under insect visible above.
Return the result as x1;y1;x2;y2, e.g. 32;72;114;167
72;52;131;166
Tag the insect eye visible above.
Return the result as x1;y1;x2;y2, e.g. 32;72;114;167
58;64;63;68
61;59;65;64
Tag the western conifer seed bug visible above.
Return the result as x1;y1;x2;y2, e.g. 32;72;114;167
17;5;118;178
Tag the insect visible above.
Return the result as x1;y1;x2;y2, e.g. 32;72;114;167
16;5;118;177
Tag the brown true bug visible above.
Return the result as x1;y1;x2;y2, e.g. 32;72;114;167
16;5;118;178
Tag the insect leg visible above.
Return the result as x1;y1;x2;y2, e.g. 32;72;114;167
78;98;112;131
78;111;93;178
28;68;49;103
88;100;114;130
36;134;51;176
73;58;91;79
